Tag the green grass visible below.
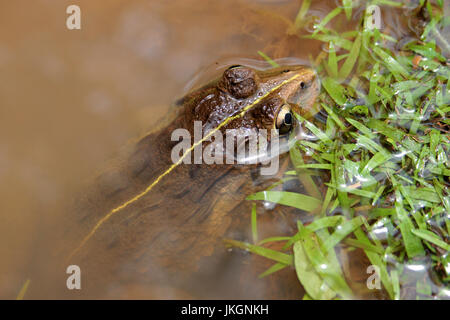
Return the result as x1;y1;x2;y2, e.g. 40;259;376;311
228;0;449;300
16;279;31;300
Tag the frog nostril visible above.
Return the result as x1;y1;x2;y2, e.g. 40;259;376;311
300;82;306;89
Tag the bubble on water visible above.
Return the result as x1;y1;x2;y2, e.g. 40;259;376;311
393;150;411;158
372;226;389;240
439;289;450;299
321;42;333;53
443;254;450;275
405;263;426;273
304;12;324;34
355;174;370;183
263;201;276;211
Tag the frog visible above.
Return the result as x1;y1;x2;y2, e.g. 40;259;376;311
34;64;320;299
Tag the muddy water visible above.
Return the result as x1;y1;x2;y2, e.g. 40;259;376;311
0;0;427;299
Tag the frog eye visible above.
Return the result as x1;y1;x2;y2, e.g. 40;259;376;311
276;104;293;135
222;66;258;99
227;65;243;70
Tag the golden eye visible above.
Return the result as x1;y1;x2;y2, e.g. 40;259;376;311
276;104;293;135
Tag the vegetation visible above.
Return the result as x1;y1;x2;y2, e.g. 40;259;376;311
226;0;449;300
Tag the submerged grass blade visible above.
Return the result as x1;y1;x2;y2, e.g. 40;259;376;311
257;51;280;67
247;191;321;213
16;279;31;300
293;241;337;300
223;239;293;266
411;229;450;251
339;33;361;79
251;203;258;244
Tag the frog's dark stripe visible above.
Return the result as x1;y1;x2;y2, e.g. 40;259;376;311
195;167;234;203
66;73;302;262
